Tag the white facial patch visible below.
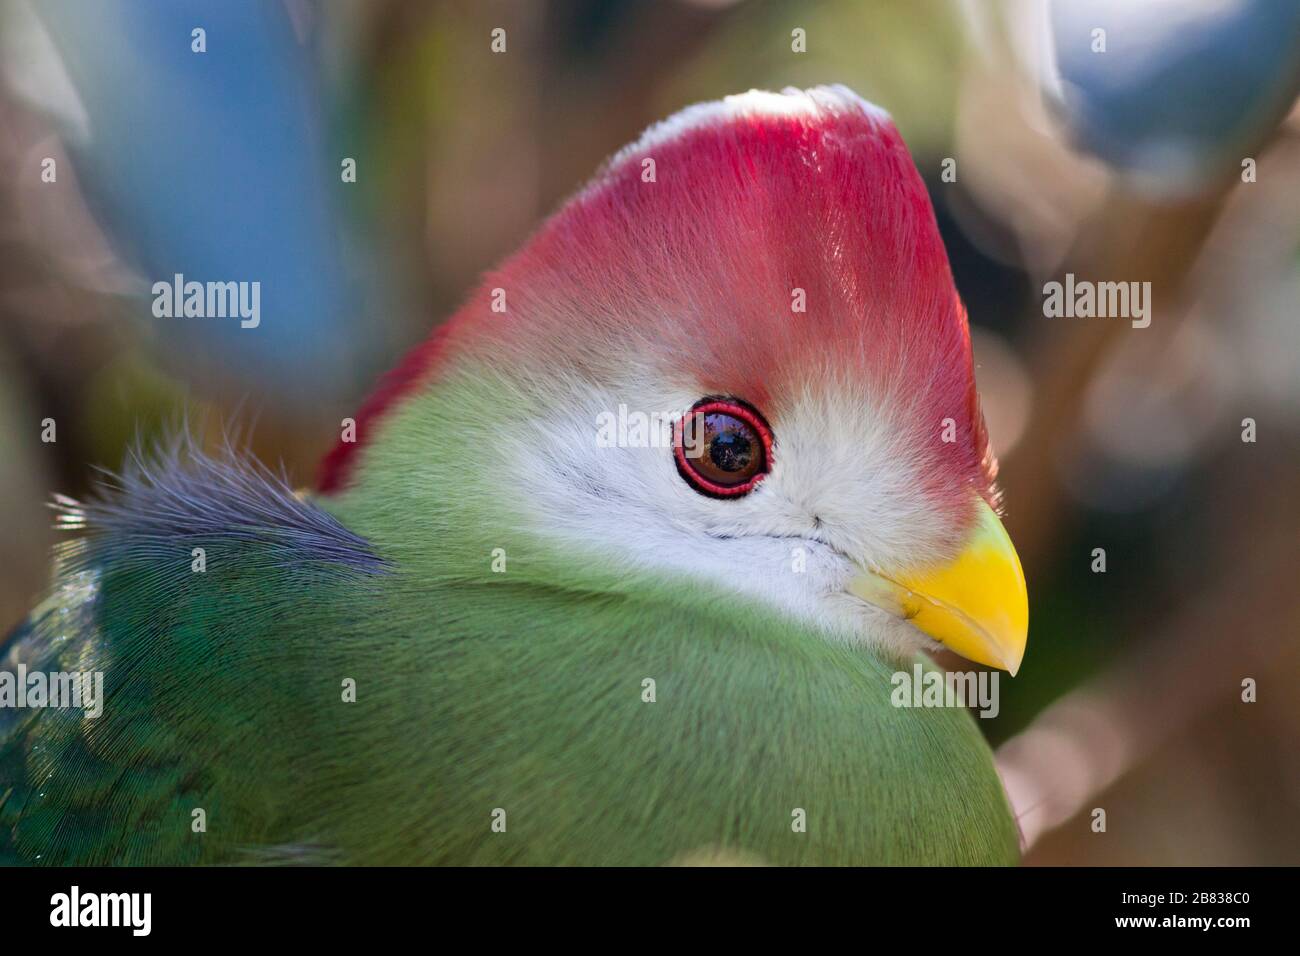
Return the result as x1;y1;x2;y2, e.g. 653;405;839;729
508;369;962;662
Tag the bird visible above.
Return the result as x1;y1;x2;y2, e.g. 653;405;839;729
0;86;1028;865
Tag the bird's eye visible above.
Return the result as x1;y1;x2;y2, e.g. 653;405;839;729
673;398;773;498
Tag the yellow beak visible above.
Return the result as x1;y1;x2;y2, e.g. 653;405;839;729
846;500;1029;675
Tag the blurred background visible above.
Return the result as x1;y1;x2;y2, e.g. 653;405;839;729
0;0;1297;864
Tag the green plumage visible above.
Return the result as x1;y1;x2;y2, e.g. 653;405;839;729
1;372;1020;865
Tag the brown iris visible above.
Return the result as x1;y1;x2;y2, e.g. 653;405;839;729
674;399;774;498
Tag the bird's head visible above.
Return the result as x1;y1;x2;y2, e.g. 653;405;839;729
319;86;1028;675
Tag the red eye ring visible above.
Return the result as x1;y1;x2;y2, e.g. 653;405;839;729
673;398;774;499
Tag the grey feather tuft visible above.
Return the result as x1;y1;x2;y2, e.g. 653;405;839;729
53;430;387;576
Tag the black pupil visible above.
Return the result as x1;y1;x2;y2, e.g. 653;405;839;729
708;424;753;473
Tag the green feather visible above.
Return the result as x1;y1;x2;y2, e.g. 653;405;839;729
1;375;1019;864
